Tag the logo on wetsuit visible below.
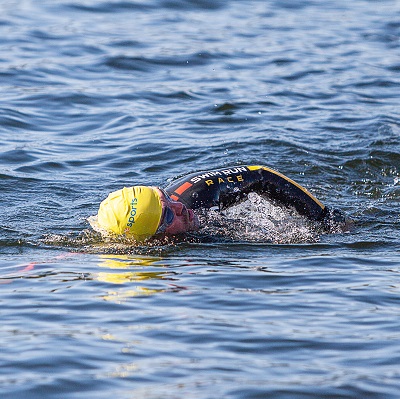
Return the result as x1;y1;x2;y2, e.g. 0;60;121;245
190;166;247;185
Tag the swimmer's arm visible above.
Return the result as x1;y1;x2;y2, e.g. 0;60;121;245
247;166;349;230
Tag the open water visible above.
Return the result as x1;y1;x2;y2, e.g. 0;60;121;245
1;0;400;398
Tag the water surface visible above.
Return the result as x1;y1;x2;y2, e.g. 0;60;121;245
1;0;399;398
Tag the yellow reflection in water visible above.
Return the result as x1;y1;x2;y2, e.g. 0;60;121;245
96;255;170;302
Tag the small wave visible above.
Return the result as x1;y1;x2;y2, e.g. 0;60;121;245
65;1;154;13
40;229;177;255
103;52;214;72
0;108;36;130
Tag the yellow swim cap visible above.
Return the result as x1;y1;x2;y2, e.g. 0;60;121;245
97;186;162;242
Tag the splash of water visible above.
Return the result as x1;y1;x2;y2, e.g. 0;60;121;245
196;192;323;244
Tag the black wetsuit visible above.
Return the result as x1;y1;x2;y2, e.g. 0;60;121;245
165;165;344;230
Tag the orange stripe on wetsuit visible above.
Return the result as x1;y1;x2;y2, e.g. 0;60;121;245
169;181;193;201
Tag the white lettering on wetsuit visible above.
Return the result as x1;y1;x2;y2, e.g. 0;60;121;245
205;174;244;186
190;167;247;184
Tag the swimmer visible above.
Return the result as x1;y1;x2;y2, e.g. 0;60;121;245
90;165;347;241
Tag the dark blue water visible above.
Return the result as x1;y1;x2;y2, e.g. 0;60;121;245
1;0;399;398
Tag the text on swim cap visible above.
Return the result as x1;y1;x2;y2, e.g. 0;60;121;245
126;198;138;228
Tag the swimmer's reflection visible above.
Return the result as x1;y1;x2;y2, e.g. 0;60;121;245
95;255;185;302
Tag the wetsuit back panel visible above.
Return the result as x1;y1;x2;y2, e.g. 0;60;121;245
165;165;327;222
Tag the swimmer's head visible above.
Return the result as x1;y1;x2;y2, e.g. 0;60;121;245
96;186;162;242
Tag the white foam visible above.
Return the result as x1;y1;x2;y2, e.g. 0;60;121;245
198;192;320;244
